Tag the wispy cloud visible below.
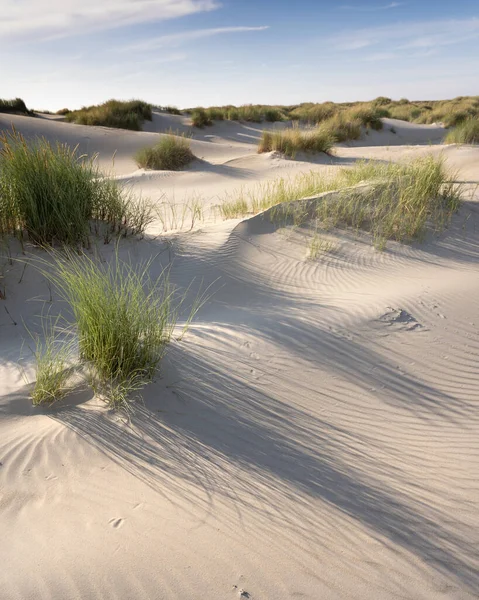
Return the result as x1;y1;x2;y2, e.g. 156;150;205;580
125;25;270;52
0;0;220;42
340;2;404;11
330;17;479;51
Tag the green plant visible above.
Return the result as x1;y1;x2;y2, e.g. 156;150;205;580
29;319;75;406
56;108;71;115
43;251;184;409
444;118;479;144
191;108;212;128
308;234;335;259
0;98;30;115
218;197;249;219
0;129;149;247
135;133;195;170
258;126;335;157
65;100;152;131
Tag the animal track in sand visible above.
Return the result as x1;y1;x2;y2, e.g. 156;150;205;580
109;518;125;529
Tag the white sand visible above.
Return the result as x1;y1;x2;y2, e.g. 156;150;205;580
1;112;478;600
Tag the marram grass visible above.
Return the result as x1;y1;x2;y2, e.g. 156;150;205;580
135;133;195;170
36;250;207;409
444;118;479;144
0;129;151;247
220;156;462;249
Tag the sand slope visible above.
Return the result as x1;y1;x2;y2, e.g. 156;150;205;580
1;113;478;600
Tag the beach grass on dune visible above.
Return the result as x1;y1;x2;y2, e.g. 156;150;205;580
191;108;213;128
135;133;195;170
29;319;75;406
0;129;151;247
221;156;462;248
65;99;152;131
0;97;30;115
258;126;335;157
42;251;178;408
444;118;479;144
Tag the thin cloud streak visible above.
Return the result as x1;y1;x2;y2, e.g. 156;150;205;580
330;17;479;51
0;0;221;42
340;2;404;11
124;25;270;52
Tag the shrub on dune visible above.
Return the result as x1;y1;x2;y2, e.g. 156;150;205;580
56;108;71;116
135;133;195;170
0;129;149;247
444;118;479;144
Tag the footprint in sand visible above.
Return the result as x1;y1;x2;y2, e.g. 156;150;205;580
109;518;125;529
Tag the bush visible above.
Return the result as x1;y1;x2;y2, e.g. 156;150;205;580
135;133;195;170
258;126;335;157
0;129;150;247
0;98;30;115
65;99;152;131
56;108;71;115
444;118;479;144
191;108;212;128
348;107;383;130
320;115;362;142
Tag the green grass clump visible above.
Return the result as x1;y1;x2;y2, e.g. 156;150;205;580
44;252;179;408
65;99;152;131
218;197;249;219
0;98;30;115
191;108;212;128
0;129;150;247
30;320;74;406
258;127;335;157
135;133;195;170
444;118;479;144
56;108;71;116
224;156;462;249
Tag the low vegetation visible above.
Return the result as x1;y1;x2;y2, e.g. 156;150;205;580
190;108;212;128
34;251;204;409
444;118;479;144
135;133;195;170
65;99;152;131
30;320;74;406
190;96;479;130
188;104;286;125
220;156;462;249
0;98;30;115
258;127;335;157
0;129;151;247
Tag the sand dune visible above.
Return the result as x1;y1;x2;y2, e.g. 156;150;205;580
1;112;478;599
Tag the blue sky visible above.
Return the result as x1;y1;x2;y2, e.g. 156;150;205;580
2;0;479;110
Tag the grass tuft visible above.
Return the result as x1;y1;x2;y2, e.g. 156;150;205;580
0;128;150;247
65;99;152;131
444;118;479;144
258;126;335;157
29;319;75;406
43;251;178;409
135;133;195;170
191;108;212;128
0;98;30;115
